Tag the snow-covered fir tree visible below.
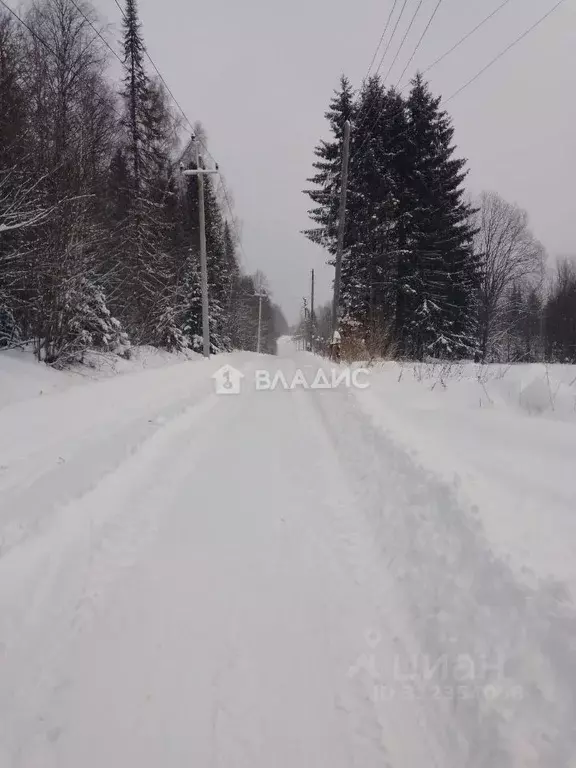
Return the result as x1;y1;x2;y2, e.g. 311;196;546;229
112;0;182;347
400;75;479;359
341;79;407;334
305;72;481;360
304;75;356;256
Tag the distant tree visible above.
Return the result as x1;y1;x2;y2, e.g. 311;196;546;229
545;257;576;362
271;304;289;337
473;191;545;361
502;282;543;362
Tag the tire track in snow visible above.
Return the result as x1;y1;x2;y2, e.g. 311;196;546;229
0;390;231;759
308;374;576;768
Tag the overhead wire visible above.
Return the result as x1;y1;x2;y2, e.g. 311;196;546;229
418;0;514;83
67;0;125;66
351;0;531;162
1;0;246;260
0;0;60;60
356;0;565;225
110;0;245;257
382;0;425;84
444;0;566;104
0;0;124;121
364;0;400;82
374;0;411;75
395;0;444;87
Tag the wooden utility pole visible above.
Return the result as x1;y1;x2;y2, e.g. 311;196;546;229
301;297;308;351
256;290;264;353
332;119;351;335
196;142;210;358
180;135;220;358
310;268;315;352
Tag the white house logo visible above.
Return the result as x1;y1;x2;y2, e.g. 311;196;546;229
212;364;245;395
212;364;370;394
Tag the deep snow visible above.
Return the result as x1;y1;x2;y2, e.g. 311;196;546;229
354;360;576;599
1;342;576;767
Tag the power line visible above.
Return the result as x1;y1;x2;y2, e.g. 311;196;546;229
364;0;400;82
0;0;60;60
112;0;223;179
352;0;520;161
2;0;243;256
417;0;514;84
111;0;217;168
111;0;202;144
76;0;243;257
355;0;566;221
375;0;411;76
382;0;425;84
444;0;566;104
354;0;412;140
67;0;125;66
395;0;444;87
111;1;242;242
0;0;123;121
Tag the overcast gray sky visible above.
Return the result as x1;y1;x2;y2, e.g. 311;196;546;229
96;0;576;323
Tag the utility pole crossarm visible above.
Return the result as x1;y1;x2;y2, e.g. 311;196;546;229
181;169;220;176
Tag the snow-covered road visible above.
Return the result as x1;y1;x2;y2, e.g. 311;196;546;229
1;343;576;767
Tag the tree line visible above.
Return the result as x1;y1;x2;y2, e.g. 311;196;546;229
0;0;285;364
305;75;576;363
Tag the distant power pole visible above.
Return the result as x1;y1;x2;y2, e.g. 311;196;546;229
256;290;264;353
310;268;315;352
255;277;268;354
180;135;220;358
332;119;351;336
302;297;308;351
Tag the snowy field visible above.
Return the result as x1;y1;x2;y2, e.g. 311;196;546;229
1;341;576;766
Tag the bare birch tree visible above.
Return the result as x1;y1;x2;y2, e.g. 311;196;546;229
473;191;545;361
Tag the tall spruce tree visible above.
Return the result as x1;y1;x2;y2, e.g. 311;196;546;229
304;75;356;256
305;73;481;359
114;0;181;346
401;74;479;359
340;76;386;329
343;80;409;334
123;0;147;195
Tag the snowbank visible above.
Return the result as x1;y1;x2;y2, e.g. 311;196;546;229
354;361;576;598
0;346;202;409
0;347;256;559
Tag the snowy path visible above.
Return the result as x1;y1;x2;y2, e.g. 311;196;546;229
1;345;576;766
